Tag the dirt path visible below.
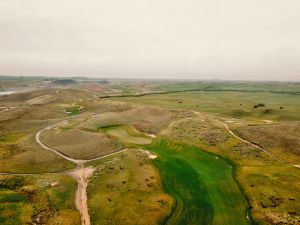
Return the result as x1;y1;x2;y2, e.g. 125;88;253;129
35;121;128;225
68;164;94;225
203;114;299;169
36;125;128;163
36;125;84;164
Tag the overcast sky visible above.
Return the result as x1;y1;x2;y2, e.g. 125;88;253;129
0;1;299;80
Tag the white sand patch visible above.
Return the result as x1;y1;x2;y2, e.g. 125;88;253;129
50;181;60;187
0;91;15;96
263;120;273;124
145;133;157;138
142;150;157;159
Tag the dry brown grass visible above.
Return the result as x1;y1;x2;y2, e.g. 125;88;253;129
0;109;75;173
82;100;132;114
40;126;121;160
26;95;54;105
238;166;300;225
82;105;176;134
0;133;75;173
165;116;230;147
235;123;300;164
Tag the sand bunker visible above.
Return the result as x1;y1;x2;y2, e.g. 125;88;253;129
145;133;157;138
142;150;157;159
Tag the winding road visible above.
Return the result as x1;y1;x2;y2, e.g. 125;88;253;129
35;121;128;225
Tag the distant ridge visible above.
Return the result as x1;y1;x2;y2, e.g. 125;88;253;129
51;79;78;85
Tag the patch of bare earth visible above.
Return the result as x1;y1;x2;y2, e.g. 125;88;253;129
26;95;54;105
68;166;95;225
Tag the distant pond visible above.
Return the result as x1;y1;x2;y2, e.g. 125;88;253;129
0;91;15;96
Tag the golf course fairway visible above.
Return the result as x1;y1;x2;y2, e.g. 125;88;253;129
145;139;252;225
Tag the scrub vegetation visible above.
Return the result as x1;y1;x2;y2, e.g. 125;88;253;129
0;174;80;225
0;76;299;225
87;149;173;225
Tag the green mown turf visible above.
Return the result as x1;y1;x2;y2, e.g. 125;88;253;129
66;107;80;116
145;139;252;225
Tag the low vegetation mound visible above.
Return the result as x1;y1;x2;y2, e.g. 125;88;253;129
235;123;300;162
40;127;121;160
82;106;175;134
236;123;300;154
168;117;230;146
51;79;78;86
26;95;54;105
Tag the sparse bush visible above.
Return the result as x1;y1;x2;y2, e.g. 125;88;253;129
0;176;25;189
263;109;272;114
254;103;265;108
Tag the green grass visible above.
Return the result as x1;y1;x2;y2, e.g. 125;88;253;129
107;128;151;145
145;139;252;225
0;133;24;144
114;91;300;121
0;192;27;203
0;187;28;224
102;125;152;145
157;81;300;94
97;124;123;130
66;107;80;116
0;174;80;225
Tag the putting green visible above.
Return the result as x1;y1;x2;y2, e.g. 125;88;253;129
145;139;252;225
106;127;152;145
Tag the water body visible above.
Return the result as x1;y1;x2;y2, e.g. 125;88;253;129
146;139;252;225
0;91;15;96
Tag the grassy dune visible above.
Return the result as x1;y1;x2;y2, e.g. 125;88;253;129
40;126;121;160
146;139;252;225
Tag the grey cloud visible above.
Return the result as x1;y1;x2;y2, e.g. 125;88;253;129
0;0;299;80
